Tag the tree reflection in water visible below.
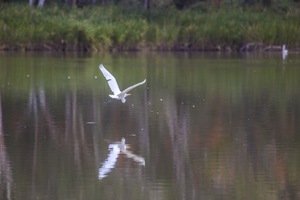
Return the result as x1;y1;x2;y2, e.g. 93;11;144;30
0;94;12;200
0;52;299;200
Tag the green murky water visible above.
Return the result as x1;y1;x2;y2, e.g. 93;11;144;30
0;51;299;200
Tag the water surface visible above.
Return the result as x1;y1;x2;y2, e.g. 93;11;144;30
0;51;299;200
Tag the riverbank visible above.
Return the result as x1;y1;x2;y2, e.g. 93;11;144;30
1;3;300;52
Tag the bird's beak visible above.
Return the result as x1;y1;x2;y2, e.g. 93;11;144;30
127;94;131;96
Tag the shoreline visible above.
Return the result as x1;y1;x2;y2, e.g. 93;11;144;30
0;43;298;52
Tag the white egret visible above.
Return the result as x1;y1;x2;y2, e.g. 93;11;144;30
282;44;288;60
99;64;146;103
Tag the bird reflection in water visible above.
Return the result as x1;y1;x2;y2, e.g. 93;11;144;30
98;138;145;180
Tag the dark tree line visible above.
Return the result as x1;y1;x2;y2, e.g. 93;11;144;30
0;0;299;9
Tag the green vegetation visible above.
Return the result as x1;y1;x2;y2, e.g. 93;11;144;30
1;3;300;51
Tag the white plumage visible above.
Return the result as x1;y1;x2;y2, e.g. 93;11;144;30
99;64;146;103
282;44;288;60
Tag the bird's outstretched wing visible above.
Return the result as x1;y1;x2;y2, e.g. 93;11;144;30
99;64;121;95
122;79;146;94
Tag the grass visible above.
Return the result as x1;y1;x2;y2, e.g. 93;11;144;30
1;3;300;51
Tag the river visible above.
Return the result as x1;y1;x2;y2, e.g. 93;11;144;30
0;51;299;200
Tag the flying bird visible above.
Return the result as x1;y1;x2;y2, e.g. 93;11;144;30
99;64;146;103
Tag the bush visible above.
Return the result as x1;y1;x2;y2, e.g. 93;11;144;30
1;3;300;51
